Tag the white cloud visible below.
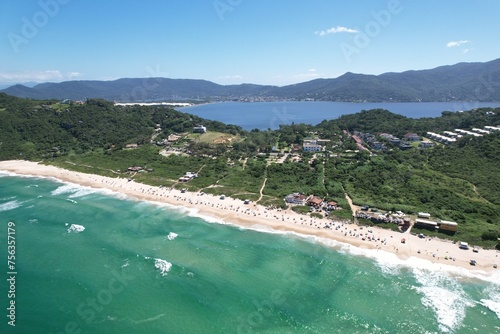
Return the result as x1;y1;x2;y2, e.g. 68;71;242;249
0;70;83;83
315;26;358;36
216;75;244;80
446;40;470;48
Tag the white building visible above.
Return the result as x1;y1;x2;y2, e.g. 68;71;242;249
193;125;207;133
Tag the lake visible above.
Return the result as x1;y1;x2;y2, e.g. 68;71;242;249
178;101;500;130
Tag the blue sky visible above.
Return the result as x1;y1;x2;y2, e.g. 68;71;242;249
1;0;499;87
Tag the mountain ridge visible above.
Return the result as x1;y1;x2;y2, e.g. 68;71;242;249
2;58;500;102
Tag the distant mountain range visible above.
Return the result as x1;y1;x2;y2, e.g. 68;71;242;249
2;58;500;102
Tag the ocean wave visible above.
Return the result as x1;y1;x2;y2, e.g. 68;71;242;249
129;313;166;324
167;232;178;241
121;259;130;268
480;299;500;319
480;285;500;319
412;267;473;333
0;171;19;177
0;200;24;212
185;209;229;225
51;183;96;198
67;224;85;233
154;258;172;276
0;195;17;201
217;222;500;284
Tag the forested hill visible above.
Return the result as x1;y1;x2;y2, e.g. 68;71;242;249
0;93;242;160
2;58;500;102
330;108;500;137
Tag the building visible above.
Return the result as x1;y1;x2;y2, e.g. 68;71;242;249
418;141;434;148
303;137;323;152
325;201;337;210
414;218;438;230
306;195;323;208
284;193;306;205
303;144;322;152
193;125;207;133
371;141;384;150
439;220;458;232
485;126;500;132
127;166;143;172
389;137;401;146
418;212;431;219
179;171;198;182
404;133;420;141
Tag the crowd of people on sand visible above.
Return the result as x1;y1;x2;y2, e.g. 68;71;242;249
1;158;498;272
85;176;498;268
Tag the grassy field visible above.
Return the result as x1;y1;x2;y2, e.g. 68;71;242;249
195;131;241;144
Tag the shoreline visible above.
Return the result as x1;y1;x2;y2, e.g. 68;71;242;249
1;160;499;276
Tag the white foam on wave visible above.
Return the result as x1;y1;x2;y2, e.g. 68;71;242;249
67;224;85;233
0;200;24;212
480;285;500;319
121;259;130;268
167;232;178;241
144;199;231;226
480;299;500;319
51;183;96;198
154;258;172;276
412;267;473;333
0;171;19;177
222;222;500;284
237;225;405;275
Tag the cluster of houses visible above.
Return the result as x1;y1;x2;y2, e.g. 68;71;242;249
354;131;421;151
61;99;85;105
352;124;499;150
284;193;338;212
356;209;411;230
356;209;458;233
427;125;500;145
302;137;330;152
413;212;458;233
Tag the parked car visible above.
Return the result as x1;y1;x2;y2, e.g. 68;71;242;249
459;242;469;250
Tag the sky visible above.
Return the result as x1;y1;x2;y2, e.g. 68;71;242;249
1;0;499;88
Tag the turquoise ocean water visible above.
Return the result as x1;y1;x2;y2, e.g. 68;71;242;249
0;173;499;333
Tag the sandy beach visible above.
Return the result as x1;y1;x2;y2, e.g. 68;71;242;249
1;160;499;274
